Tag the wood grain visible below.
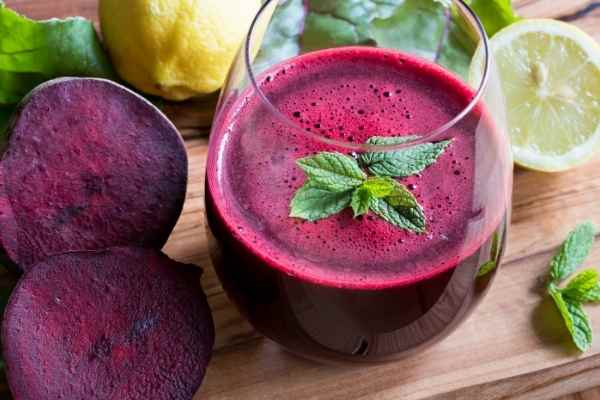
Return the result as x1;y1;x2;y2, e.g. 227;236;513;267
3;0;600;399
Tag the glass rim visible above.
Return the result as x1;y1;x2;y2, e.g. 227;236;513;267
243;0;491;152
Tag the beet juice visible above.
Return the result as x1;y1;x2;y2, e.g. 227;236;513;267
206;47;510;363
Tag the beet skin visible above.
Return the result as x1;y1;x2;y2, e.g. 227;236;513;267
2;247;214;400
0;78;187;270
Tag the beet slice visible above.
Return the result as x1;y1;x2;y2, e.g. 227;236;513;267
0;78;187;270
2;247;214;400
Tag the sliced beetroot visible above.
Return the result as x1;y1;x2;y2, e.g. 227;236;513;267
2;247;214;400
0;78;187;270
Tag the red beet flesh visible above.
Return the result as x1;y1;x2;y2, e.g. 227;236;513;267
0;78;187;270
2;247;214;400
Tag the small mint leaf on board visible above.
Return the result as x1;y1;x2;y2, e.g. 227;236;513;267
351;187;371;217
549;284;593;352
549;222;596;284
369;182;425;233
290;183;353;222
578;284;600;303
566;300;593;352
562;269;599;304
360;138;452;178
296;152;367;192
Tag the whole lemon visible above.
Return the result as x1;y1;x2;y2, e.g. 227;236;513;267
99;0;262;101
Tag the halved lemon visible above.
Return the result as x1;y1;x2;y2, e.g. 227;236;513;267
469;19;600;172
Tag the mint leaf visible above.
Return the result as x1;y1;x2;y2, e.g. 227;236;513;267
562;269;599;303
365;135;420;146
465;0;520;37
351;187;371;217
477;261;496;278
566;301;593;352
0;3;116;105
477;232;502;277
360;138;452;178
549;222;596;284
549;284;593;352
290;183;353;221
361;176;396;198
579;284;600;303
351;176;396;217
296;152;366;192
361;135;418;165
369;182;425;233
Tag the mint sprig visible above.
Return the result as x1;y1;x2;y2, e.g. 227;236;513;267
290;183;353;222
296;152;367;192
545;222;598;352
549;222;596;283
360;137;452;177
290;136;451;233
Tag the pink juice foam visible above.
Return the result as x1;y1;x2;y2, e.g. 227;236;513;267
207;47;505;290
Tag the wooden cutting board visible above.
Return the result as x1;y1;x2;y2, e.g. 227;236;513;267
4;1;600;399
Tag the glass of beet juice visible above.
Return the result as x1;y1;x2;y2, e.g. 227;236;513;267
206;0;512;363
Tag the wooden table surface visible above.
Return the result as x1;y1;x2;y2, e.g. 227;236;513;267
4;0;600;399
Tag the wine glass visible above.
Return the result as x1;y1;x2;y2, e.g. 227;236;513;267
205;0;511;363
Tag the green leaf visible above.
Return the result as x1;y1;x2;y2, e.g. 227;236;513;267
562;269;599;303
361;135;418;165
255;0;402;70
369;181;425;233
477;261;496;277
253;0;305;73
477;232;503;277
351;176;397;217
361;176;396;198
360;138;452;178
351;187;371;217
465;0;520;37
301;0;403;51
566;301;593;352
0;3;116;105
296;152;366;192
290;183;353;222
365;135;420;146
370;0;446;60
549;222;596;284
490;231;501;259
549;284;593;352
578;284;600;303
256;0;521;80
369;0;474;77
